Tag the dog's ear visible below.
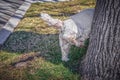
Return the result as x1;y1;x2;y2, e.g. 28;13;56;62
40;13;63;29
53;19;63;29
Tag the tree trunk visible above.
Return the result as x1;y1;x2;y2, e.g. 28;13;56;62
80;0;120;80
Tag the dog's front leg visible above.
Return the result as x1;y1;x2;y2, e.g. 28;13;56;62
59;35;71;62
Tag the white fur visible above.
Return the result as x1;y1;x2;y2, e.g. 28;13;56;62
40;8;94;61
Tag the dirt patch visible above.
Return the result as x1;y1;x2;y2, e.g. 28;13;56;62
11;53;42;68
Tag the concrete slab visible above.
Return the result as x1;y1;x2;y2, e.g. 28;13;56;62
0;28;11;44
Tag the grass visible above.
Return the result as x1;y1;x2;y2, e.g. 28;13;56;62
0;0;95;80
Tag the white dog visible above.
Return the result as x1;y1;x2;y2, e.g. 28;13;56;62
40;8;94;61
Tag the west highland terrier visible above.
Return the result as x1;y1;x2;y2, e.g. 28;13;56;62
40;8;94;61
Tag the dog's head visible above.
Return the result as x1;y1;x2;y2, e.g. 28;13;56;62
40;13;63;30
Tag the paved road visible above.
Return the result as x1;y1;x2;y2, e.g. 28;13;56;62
0;0;24;28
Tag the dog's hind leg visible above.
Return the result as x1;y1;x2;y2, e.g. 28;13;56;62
59;35;71;62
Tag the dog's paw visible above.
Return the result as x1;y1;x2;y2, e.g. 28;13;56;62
62;57;69;62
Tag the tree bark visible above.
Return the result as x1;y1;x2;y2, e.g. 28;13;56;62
80;0;120;80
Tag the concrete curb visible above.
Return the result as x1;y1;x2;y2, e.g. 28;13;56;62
0;0;32;45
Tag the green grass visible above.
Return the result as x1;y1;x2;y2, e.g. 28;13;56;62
0;0;95;80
